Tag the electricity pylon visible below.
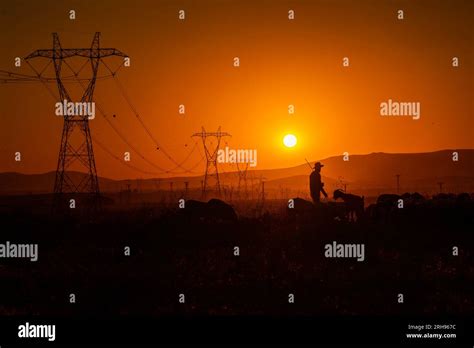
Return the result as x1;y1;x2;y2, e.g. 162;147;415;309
25;32;126;210
236;162;249;199
192;127;231;197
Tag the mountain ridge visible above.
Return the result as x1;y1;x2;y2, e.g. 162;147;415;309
1;149;473;194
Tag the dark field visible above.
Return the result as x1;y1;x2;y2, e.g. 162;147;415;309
0;194;473;317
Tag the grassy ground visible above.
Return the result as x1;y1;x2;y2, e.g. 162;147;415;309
0;197;472;317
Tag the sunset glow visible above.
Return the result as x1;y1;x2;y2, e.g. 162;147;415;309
0;0;472;181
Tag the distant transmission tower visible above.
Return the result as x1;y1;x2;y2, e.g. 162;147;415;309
24;32;127;210
192;127;231;197
395;174;401;194
236;162;249;199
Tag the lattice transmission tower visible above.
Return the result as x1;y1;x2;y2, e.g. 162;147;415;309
192;127;231;197
24;32;127;210
236;162;249;199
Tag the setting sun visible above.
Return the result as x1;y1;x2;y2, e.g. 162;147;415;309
283;134;297;148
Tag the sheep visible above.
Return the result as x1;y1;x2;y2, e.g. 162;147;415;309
376;194;401;207
400;192;426;206
182;199;237;223
286;197;316;221
207;198;238;222
183;199;208;221
433;193;457;201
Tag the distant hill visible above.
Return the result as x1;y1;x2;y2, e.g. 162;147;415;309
304;150;474;186
1;149;473;195
247;149;473;182
0;171;120;194
258;149;474;194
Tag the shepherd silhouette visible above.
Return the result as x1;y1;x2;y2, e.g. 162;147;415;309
309;161;328;204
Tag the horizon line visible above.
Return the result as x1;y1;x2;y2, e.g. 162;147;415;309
2;148;473;180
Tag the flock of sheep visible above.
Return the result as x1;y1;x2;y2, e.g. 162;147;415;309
177;190;474;224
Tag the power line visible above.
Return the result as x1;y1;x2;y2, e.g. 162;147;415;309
4;32;206;183
0;68;116;84
62;59;203;175
112;73;199;172
92;135;170;175
29;60;206;177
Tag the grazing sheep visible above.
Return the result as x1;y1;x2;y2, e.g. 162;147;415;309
400;192;426;206
433;193;457;201
400;192;411;203
409;192;426;205
371;192;431;223
286;197;346;223
182;199;237;223
376;194;401;207
370;194;402;223
326;201;349;221
207;198;238;222
183;199;209;221
287;197;316;221
291;197;315;211
411;192;425;202
333;189;364;222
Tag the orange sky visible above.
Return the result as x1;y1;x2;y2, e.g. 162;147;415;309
0;0;472;179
